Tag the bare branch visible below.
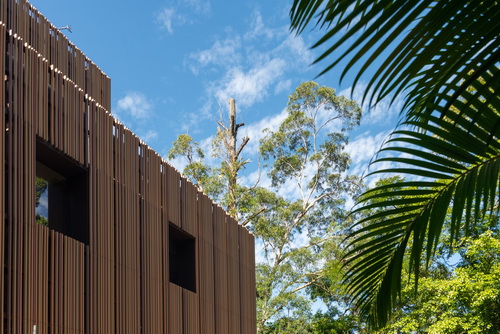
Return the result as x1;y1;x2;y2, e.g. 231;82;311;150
218;121;229;132
290;279;321;294
316;115;341;134
247;156;262;191
241;207;267;226
236;136;250;159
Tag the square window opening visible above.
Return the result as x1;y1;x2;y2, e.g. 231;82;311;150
36;139;89;244
169;223;196;292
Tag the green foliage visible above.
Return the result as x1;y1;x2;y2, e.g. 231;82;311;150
35;177;48;207
261;309;361;334
168;134;223;199
36;213;48;226
378;232;500;333
262;314;312;334
260;81;361;190
289;0;500;327
255;82;362;332
168;134;205;161
35;177;48;226
310;309;361;334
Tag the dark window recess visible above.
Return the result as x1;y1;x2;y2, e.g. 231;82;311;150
36;139;89;244
169;223;196;292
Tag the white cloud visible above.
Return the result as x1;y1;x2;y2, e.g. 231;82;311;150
116;92;153;120
185;0;211;15
272;33;313;66
140;129;159;143
240;108;288;154
348;131;390;165
155;8;178;34
340;83;402;127
344;129;415;190
274;79;292;94
188;37;241;74
167;155;187;174
240;168;268;190
362;97;402;127
179;98;219;133
364;160;399;188
183;10;316;130
345;130;391;178
244;11;280;41
214;58;286;107
155;1;210;35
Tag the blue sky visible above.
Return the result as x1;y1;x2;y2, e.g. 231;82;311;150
29;0;401;179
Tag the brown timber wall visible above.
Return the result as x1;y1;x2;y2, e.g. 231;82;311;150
0;0;256;333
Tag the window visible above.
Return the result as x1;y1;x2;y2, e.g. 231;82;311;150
169;223;196;292
36;139;89;244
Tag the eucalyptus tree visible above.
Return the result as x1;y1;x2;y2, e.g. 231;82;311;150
255;81;362;332
289;0;500;327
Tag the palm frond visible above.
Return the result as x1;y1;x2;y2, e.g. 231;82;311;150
289;0;500;121
343;97;500;327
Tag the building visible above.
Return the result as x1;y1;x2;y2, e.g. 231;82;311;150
0;0;256;332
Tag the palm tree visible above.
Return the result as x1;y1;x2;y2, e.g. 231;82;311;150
290;0;500;328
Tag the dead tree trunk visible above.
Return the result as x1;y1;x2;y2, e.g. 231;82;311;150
217;98;249;220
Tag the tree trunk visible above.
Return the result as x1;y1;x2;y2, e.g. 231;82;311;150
219;98;249;220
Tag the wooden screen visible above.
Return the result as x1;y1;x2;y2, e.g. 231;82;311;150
0;0;256;333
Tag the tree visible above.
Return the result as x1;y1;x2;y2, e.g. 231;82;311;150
168;82;363;333
310;309;361;334
377;231;500;333
213;98;250;219
168;134;223;198
169;99;252;220
247;81;362;332
289;0;500;327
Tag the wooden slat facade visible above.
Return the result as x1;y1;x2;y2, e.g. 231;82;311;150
0;0;256;333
